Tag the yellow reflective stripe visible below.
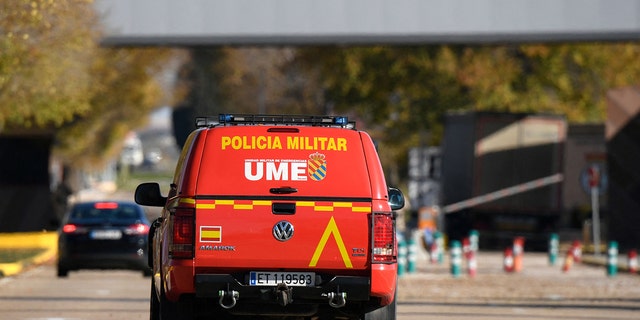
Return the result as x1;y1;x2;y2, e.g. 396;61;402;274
297;201;315;207
179;198;196;204
193;200;369;213
309;216;353;268
196;203;216;209
333;202;352;208
252;200;272;206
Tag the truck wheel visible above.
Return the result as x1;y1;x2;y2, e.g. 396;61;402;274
158;288;180;320
150;280;160;320
157;283;194;320
363;297;396;320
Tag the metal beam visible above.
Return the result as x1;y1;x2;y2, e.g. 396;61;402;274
95;0;640;46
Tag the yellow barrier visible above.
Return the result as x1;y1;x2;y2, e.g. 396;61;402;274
0;231;58;277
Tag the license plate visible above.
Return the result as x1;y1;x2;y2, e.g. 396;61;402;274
90;229;122;240
249;271;315;287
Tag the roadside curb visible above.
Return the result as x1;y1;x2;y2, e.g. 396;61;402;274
0;232;57;278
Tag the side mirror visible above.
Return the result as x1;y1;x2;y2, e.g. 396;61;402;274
388;187;405;211
135;182;167;207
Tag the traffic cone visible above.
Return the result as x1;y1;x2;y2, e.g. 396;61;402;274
513;237;525;272
504;247;514;273
628;249;638;273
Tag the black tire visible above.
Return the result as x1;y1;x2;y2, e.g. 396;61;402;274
363;297;396;320
158;287;178;319
142;268;153;277
150;279;160;320
56;265;68;278
157;282;193;320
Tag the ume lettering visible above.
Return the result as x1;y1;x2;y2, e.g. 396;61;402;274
245;161;307;181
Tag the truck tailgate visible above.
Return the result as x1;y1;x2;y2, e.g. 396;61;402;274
194;199;371;271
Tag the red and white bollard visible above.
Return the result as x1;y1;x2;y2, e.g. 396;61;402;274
628;249;638;273
570;240;582;263
462;237;477;277
504;247;515;273
467;248;477;277
462;237;471;257
513;237;525;272
430;242;439;264
562;250;574;273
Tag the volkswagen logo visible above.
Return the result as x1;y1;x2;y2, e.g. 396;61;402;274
273;221;294;241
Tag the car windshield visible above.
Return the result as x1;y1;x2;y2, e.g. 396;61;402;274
69;203;142;221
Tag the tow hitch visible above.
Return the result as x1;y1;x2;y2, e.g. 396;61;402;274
276;283;294;306
322;291;347;308
218;289;239;309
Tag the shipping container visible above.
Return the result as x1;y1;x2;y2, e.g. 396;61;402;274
441;112;566;249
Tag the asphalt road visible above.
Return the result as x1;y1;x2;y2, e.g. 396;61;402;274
1;252;640;320
396;251;640;320
0;265;149;320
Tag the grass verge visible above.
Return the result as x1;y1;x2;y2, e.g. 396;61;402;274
0;248;46;263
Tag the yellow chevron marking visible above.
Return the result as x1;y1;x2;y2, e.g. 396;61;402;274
309;216;353;268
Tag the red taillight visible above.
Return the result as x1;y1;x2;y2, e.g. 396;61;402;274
124;223;150;235
62;224;77;233
170;207;195;259
373;213;396;263
62;224;88;234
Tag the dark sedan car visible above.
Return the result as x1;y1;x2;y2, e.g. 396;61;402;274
57;201;152;277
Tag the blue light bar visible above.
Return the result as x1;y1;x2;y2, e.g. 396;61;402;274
199;114;355;129
219;114;234;122
334;116;348;125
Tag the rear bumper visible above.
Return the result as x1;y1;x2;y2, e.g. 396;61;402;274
371;263;397;305
195;274;370;302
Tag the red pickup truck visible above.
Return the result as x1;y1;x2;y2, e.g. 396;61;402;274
135;114;404;319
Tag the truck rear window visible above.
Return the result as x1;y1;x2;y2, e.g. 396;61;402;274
196;126;372;198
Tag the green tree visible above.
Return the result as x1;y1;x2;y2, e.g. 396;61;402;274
0;0;182;167
293;44;640;185
55;47;182;167
0;0;97;130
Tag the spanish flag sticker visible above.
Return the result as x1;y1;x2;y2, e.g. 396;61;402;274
200;226;222;243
